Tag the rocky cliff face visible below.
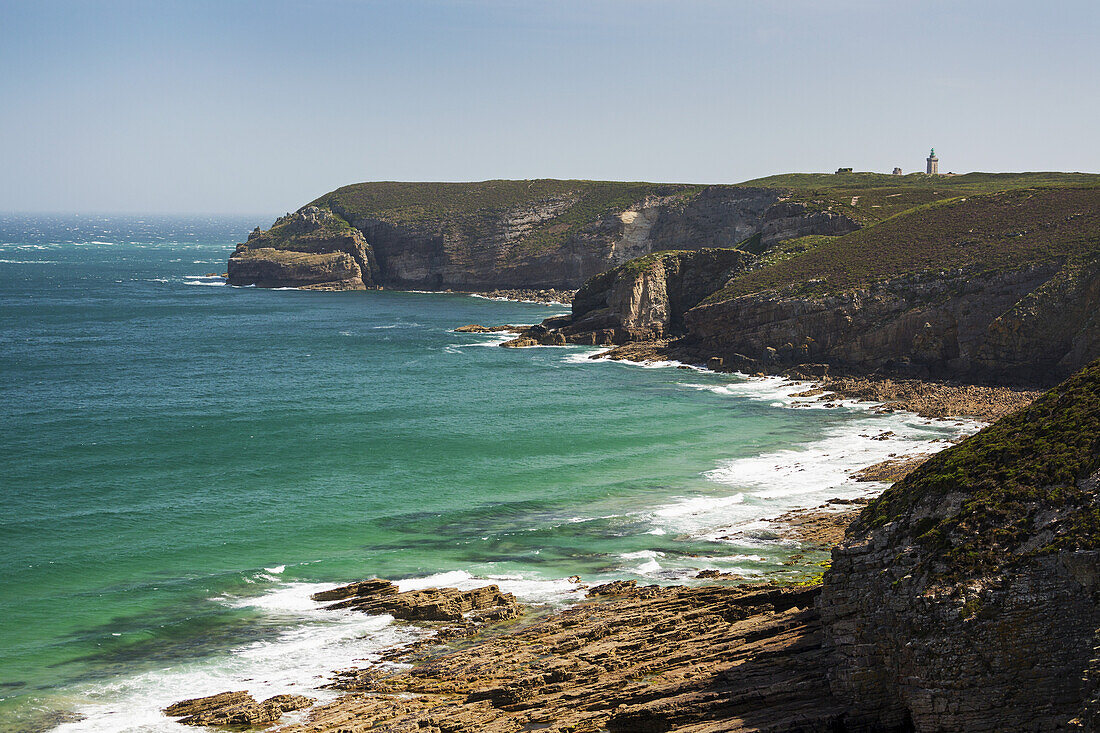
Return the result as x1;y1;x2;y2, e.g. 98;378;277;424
819;360;1100;731
500;248;755;347
228;206;377;289
682;262;1100;383
676;186;1100;386
227;183;856;290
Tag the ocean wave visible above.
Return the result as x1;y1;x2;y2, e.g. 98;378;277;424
630;401;979;542
183;279;227;287
55;582;426;733
676;375;868;411
395;570;586;606
560;348;608;364
448;333;514;348
0;259;59;264
372;322;422;330
467;293;571;307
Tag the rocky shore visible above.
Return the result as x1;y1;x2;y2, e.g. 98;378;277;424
163;359;1100;731
169;580;838;733
467;288;576;305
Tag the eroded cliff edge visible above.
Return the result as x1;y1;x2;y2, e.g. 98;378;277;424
228;180;856;290
516;184;1100;386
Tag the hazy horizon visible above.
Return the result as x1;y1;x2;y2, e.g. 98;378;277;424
3;0;1098;214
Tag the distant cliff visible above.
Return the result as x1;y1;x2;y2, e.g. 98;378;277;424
523;183;1100;386
227;180;857;290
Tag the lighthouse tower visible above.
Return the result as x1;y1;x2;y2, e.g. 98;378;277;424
926;148;939;175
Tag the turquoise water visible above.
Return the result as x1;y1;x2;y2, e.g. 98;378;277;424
0;215;975;731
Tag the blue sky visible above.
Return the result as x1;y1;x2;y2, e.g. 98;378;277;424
2;0;1097;213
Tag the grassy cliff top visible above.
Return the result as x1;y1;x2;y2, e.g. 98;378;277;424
310;180;706;255
311;180;705;219
857;358;1100;575
704;185;1100;303
738;171;1100;225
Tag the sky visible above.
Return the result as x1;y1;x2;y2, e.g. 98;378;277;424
1;0;1098;214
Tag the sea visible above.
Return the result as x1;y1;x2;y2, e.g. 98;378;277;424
0;214;979;732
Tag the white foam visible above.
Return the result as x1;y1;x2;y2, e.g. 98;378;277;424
450;333;514;348
54;581;427;733
676;375;849;410
619;550;663;560
394;570;585;606
467;293;570;307
183;279;227;287
264;565;286;575
561;348;609;364
641;409;980;542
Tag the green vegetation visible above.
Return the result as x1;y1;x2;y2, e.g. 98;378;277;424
753;234;835;268
739;171;1100;225
247;209;355;251
311;179;705;256
703;186;1100;304
616;248;692;277
860;358;1100;576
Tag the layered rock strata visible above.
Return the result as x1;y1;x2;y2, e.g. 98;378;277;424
164;691;314;727
280;583;842;733
500;247;755;347
684;262;1100;384
227;184;856;291
310;578;521;623
228;206;378;289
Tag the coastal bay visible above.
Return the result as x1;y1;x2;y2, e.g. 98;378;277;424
0;215;976;731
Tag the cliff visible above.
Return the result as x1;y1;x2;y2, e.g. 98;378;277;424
819;358;1100;731
501;247;756;347
515;183;1100;386
227;180;857;290
683;186;1100;385
228;205;378;289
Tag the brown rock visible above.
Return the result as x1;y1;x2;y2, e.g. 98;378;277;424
310;578;397;602
164;691;252;718
453;324;525;333
316;580;521;622
165;691;314;727
851;455;930;483
277;584;840;733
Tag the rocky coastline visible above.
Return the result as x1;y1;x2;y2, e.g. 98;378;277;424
198;175;1100;730
466;288;576;305
226;182;858;292
163;359;1100;731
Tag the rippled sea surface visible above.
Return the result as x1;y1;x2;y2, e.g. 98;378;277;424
0;214;976;731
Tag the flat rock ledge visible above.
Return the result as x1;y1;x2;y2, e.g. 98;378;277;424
311;578;522;623
164;691;314;726
273;583;840;733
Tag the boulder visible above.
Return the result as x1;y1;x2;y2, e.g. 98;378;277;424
165;691;314;727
